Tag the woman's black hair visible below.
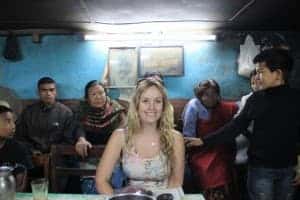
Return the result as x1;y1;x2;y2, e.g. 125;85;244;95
84;80;107;99
194;79;220;99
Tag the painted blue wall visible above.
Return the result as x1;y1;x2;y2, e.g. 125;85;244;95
0;35;250;100
0;35;107;99
166;41;249;99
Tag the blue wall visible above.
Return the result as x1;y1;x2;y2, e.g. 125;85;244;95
167;41;249;99
0;35;250;100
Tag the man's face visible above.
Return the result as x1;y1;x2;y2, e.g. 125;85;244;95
0;112;15;138
38;83;57;105
250;74;262;91
255;62;283;90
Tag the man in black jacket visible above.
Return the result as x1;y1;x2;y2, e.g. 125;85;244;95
186;48;300;200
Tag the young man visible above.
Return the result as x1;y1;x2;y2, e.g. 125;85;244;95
15;77;76;192
186;48;300;200
15;77;75;154
0;105;32;191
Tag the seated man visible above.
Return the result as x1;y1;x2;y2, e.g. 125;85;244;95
16;76;75;154
0;105;32;191
15;77;75;190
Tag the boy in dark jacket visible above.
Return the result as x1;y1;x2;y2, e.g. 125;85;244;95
0;105;32;191
186;48;300;200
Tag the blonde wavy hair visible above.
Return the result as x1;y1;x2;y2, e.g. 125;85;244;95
126;78;175;160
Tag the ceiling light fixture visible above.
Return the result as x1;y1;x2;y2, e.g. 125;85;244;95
84;32;216;41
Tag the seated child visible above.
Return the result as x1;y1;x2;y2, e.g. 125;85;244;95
0;105;32;191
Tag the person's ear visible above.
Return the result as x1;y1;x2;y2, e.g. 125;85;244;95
36;88;40;97
275;69;284;81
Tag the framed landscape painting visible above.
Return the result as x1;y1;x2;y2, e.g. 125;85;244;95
139;46;184;76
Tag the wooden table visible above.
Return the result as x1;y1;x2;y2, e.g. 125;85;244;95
16;192;205;200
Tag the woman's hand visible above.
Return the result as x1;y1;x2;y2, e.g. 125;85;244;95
15;172;27;192
75;137;92;158
184;137;203;148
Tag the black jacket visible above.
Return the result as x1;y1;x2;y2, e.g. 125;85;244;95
203;85;300;168
15;101;75;153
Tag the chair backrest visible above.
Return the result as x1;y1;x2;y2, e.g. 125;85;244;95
25;153;50;192
50;144;105;192
31;153;50;179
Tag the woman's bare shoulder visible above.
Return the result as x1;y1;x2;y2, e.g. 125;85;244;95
110;128;127;144
171;129;184;142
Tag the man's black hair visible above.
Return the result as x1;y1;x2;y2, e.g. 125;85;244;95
37;77;56;89
253;48;293;82
0;105;13;114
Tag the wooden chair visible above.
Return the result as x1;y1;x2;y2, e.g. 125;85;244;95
24;153;50;192
31;153;50;179
50;144;105;192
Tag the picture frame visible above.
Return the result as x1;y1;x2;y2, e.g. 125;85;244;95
108;47;138;87
138;46;184;76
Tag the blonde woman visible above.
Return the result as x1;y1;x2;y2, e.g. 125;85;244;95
96;78;184;195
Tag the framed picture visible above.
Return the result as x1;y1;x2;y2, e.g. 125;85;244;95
139;46;184;76
108;47;138;87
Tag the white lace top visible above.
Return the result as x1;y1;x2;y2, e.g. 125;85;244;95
122;146;170;190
